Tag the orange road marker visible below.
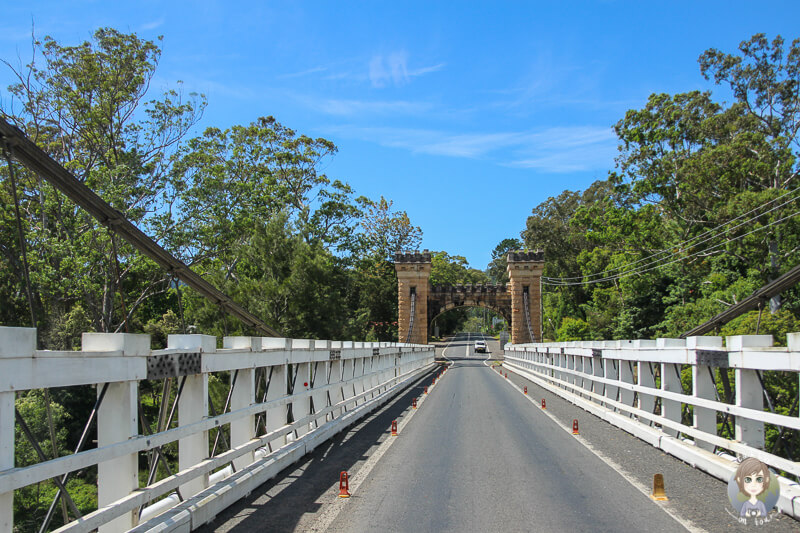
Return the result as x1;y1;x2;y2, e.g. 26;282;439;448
339;471;350;498
541;399;546;409
412;398;417;409
651;474;668;501
424;386;428;395
524;386;528;394
572;419;579;435
391;420;398;436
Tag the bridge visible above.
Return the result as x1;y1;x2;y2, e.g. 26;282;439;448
3;329;800;532
394;250;543;345
2;119;800;532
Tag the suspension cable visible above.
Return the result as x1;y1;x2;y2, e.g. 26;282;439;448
405;289;416;343
3;141;37;330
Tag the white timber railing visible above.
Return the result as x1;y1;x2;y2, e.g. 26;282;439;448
503;333;800;518
0;327;435;532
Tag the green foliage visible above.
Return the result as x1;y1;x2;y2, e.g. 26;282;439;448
15;391;69;468
556;317;592;341
144;308;183;349
2;27;430;532
429;252;492;335
720;309;800;345
486;238;522;284
1;27;205;339
523;33;800;344
430;251;488;286
15;476;97;531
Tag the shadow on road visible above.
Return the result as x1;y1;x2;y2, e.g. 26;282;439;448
196;366;439;533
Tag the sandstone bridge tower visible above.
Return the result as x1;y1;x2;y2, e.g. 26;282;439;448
394;250;544;344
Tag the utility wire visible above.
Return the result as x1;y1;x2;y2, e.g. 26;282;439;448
543;186;800;282
543;209;800;286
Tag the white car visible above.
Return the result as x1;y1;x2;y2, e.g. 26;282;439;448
474;340;487;353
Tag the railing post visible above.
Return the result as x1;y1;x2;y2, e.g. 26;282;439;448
353;344;365;406
729;335;771;450
169;334;214;499
313;340;331;426
635;340;657;426
261;337;290;450
618;341;635;415
0;384;12;533
579;346;591;397
604;342;619;409
688;336;723;451
566;349;576;388
0;327;36;533
290;339;312;438
342;342;355;409
224;337;257;470
83;332;149;533
592;344;604;401
657;338;685;438
330;342;344;419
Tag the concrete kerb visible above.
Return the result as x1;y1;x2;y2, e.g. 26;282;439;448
130;362;438;532
499;361;800;521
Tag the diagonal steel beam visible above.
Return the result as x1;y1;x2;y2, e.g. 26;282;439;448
39;383;110;533
15;409;82;519
681;262;800;337
0;117;280;337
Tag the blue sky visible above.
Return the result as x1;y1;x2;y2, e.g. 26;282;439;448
2;1;799;269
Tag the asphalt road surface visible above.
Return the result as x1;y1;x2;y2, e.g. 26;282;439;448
326;332;689;533
198;332;799;532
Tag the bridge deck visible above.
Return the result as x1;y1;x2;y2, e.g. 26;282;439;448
198;335;799;532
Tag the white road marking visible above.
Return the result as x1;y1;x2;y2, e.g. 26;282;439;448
494;367;706;533
313;370;445;532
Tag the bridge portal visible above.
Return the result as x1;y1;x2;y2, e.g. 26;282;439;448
394;251;544;344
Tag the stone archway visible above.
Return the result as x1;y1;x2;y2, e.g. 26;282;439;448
394;251;544;344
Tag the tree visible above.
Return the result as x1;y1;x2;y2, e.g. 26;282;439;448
486;238;521;284
429;251;488;286
699;33;800;189
359;196;422;259
1;28;205;340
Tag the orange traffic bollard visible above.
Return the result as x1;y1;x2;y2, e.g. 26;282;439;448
391;420;398;436
541;398;546;409
572;419;579;435
412;398;417;409
651;474;668;501
339;471;350;498
424;386;428;395
524;386;528;395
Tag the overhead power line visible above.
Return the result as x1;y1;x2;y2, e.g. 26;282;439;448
542;209;800;286
543;187;800;283
0;116;281;337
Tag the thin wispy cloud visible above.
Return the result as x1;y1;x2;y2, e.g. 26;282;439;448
295;95;433;116
140;18;165;31
325;124;616;172
368;51;443;88
409;63;445;77
509;126;616;172
278;66;328;79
